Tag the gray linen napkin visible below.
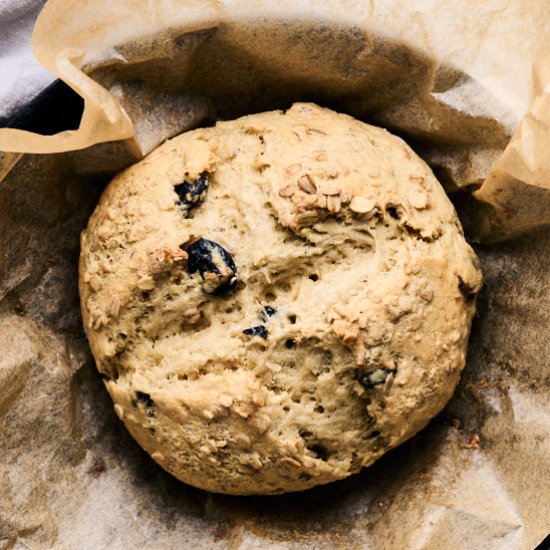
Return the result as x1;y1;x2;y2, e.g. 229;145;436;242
0;0;55;122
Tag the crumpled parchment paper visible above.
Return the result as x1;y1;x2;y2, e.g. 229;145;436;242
0;1;549;549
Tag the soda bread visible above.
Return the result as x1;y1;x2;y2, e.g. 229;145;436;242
79;103;482;494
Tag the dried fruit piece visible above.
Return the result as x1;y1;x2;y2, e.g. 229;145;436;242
185;238;237;295
259;305;277;322
242;325;268;339
174;173;209;214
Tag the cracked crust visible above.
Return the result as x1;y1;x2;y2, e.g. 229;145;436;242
79;103;482;495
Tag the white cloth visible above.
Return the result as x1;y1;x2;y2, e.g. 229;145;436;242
0;0;55;123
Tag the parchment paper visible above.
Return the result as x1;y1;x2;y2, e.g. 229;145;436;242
1;0;550;241
1;1;549;549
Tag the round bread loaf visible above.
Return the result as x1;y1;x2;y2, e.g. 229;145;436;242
79;103;482;495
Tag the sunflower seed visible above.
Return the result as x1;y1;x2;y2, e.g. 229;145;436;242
349;196;376;214
295;211;319;225
298;174;317;194
340;192;352;205
316;194;328;209
327;195;341;213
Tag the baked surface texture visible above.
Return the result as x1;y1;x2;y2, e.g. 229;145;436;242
79;103;482;495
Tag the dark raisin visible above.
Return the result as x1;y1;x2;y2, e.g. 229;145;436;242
259;305;277;322
264;305;277;316
185;238;237;295
242;325;268;339
174;173;209;215
356;367;394;389
285;339;296;349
